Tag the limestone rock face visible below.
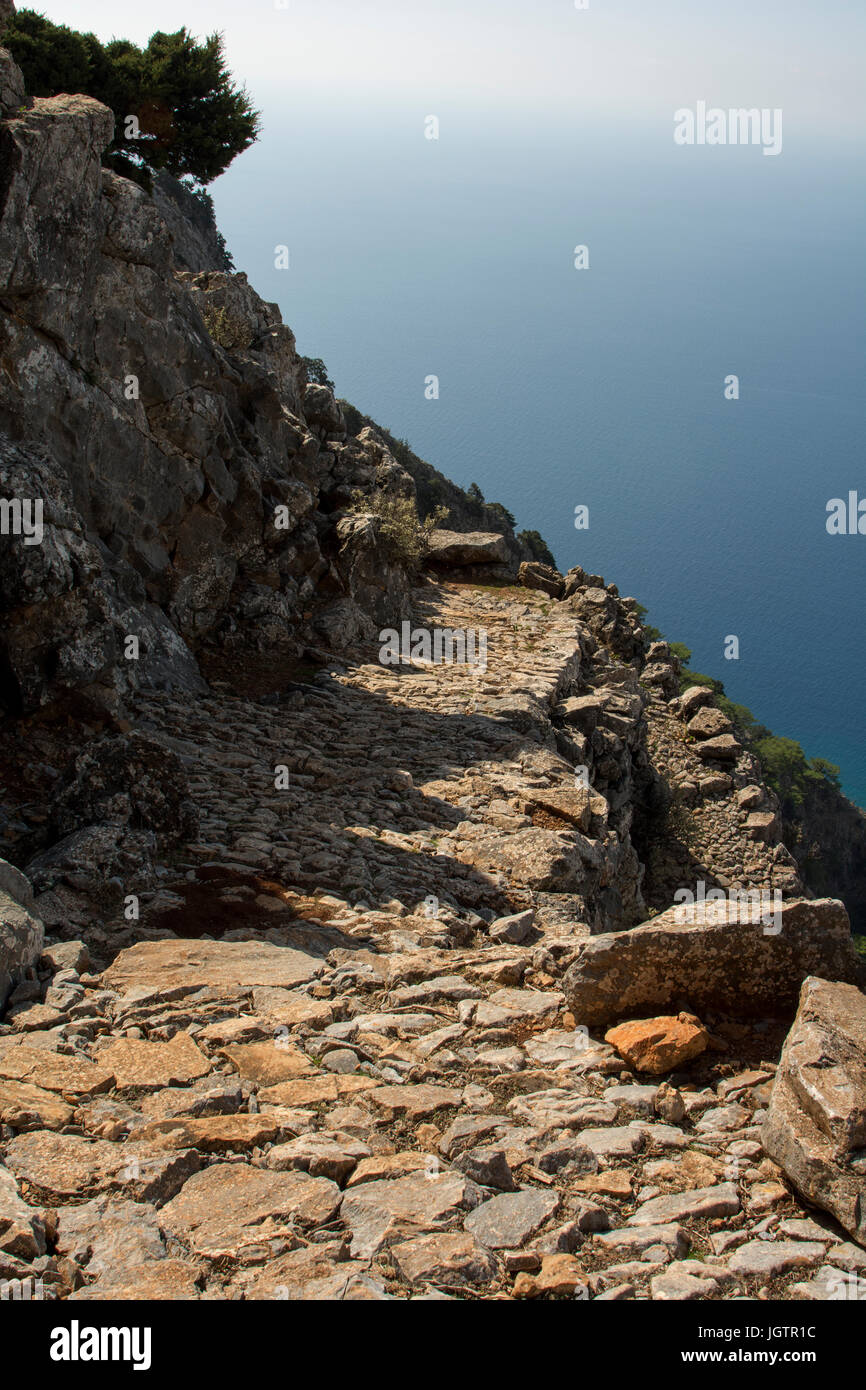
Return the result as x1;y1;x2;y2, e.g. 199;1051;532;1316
563;898;861;1026
0;84;416;720
763;977;866;1246
0;861;42;1011
150;173;233;273
0;45;23;116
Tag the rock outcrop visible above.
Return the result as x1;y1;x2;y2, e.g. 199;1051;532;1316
0;65;419;721
763;977;866;1245
0;858;42;1009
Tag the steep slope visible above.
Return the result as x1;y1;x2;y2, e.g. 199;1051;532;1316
0;15;864;1304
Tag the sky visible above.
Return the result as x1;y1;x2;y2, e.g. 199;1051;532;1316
31;1;866;136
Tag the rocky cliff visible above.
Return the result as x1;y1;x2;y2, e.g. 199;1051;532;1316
0;12;864;1304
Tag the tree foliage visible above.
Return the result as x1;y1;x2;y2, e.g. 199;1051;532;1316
4;10;260;186
301;357;335;392
517;529;557;568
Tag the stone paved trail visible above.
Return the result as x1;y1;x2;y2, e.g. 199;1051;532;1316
1;579;860;1302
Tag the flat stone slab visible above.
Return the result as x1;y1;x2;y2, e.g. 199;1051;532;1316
55;1196;166;1281
627;1182;740;1227
266;1132;371;1183
231;1247;372;1301
341;1172;482;1258
101;938;321;994
345;1153;432;1187
489;988;562;1020
160;1163;341;1262
728;1239;826;1279
576;1125;645;1159
219;1042;318;1085
4;1130;198;1204
258;1074;379;1107
651;1270;718;1300
464;1188;559;1250
594;1224;689;1259
391;1232;496;1287
0;1077;74;1130
136;1114;281;1153
364;1084;462;1121
68;1258;202;1301
789;1265;866;1301
96;1034;211;1091
0;1041;114;1099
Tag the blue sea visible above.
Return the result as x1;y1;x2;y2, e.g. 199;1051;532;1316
214;100;866;806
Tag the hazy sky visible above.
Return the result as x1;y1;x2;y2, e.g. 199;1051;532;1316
34;1;866;134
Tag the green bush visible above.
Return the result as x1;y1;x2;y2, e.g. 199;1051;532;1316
349;491;447;572
5;11;260;186
301;357;334;391
337;400;365;438
487;500;516;530
517;529;557;568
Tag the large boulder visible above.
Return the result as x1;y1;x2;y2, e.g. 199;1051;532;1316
0;860;43;1011
762;977;866;1246
562;897;861;1026
425;530;510;567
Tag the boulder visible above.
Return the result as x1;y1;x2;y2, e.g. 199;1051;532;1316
488;909;535;944
676;686;715;719
687;706;733;740
694;734;741;761
762;977;866;1246
425;530;510;567
562;898;861;1026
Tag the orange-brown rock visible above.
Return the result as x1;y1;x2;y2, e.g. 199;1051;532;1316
605;1013;710;1075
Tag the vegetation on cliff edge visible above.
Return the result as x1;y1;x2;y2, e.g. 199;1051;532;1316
4;10;260;186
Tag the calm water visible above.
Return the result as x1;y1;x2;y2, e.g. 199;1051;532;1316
214;101;866;805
